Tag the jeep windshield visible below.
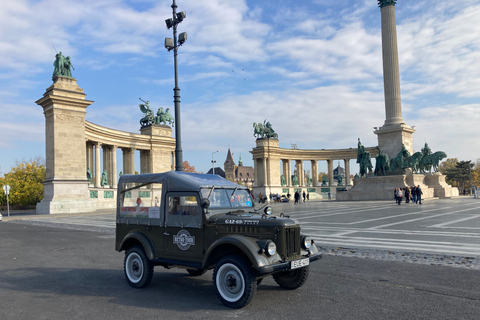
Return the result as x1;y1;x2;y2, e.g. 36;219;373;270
200;187;254;216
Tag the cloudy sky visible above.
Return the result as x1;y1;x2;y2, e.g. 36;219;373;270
1;0;479;176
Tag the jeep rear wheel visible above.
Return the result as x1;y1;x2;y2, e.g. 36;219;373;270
273;266;309;290
213;255;257;309
124;246;153;288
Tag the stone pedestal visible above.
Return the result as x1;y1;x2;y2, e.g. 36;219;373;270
336;173;457;201
140;125;175;173
35;77;95;214
424;172;459;198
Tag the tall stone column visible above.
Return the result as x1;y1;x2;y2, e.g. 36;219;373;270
122;148;135;175
111;146;117;188
95;143;101;188
287;160;292;186
35;76;95;214
327;159;334;186
374;0;415;160
344;159;351;186
311;160;318;186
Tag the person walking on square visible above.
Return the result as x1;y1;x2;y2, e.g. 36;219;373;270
416;185;423;204
411;186;417;204
294;191;300;204
302;191;306;203
405;187;410;203
395;188;403;205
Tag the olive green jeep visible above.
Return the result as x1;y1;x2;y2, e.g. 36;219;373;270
115;171;321;308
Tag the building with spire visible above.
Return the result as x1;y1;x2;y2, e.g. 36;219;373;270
208;148;254;187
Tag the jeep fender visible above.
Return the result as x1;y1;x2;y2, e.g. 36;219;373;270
118;232;155;261
203;235;274;271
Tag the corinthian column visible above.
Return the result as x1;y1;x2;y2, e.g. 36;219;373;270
379;0;403;126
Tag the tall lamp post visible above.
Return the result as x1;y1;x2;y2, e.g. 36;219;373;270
211;151;219;175
165;0;187;171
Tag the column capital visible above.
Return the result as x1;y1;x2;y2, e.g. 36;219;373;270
378;0;396;8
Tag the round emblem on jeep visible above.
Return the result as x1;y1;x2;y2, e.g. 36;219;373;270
173;229;195;251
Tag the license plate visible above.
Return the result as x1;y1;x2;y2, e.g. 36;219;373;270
291;258;309;270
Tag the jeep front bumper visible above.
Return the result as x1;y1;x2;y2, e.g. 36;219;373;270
257;251;322;275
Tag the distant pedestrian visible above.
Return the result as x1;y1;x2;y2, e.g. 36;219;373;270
307;193;310;201
395;188;403;205
416;185;423;204
405;187;410;204
412;186;417;204
328;192;331;200
294;191;300;204
303;191;306;202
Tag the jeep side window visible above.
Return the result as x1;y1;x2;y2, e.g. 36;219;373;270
168;196;199;216
166;194;202;228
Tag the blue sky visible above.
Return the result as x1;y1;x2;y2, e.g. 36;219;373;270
1;0;480;176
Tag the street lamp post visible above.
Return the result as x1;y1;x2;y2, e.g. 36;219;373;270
165;0;187;171
212;151;219;175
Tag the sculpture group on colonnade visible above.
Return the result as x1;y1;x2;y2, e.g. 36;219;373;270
139;98;174;128
253;120;278;139
357;138;447;177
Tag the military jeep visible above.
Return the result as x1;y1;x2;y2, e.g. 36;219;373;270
115;171;321;308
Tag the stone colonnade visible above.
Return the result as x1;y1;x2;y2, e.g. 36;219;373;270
36;76;175;214
85;122;175;190
250;138;378;196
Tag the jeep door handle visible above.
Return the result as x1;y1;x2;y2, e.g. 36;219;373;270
164;232;170;235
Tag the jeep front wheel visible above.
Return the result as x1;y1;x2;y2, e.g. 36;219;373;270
124;246;153;288
273;266;309;290
213;255;257;308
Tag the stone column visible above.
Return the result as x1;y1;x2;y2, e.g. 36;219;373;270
344;159;351;186
379;0;403;127
327;159;334;186
111;146;117;188
35;76;95;214
95;143;101;188
140;150;151;174
311;160;318;186
375;0;415;160
122;148;135;175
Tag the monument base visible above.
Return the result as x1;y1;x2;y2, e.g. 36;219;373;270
336;173;457;201
36;179;96;214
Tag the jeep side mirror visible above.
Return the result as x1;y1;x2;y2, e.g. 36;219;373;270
201;198;210;209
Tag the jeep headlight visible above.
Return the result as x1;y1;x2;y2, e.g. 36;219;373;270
265;241;276;256
301;235;312;249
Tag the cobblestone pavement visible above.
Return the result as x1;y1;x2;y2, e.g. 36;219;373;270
318;246;480;270
4;197;480;270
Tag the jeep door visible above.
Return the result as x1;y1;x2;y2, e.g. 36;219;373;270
164;193;204;261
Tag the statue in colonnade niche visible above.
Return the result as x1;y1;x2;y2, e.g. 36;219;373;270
101;169;108;186
337;175;343;186
280;175;286;186
292;175;298;186
306;176;312;186
86;167;92;182
321;174;328;186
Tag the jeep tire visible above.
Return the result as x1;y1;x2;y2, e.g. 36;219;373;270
124;246;154;288
273;266;309;290
213;255;257;308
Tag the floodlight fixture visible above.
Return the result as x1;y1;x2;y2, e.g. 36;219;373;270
165;18;174;29
178;32;187;45
165;37;174;50
176;11;186;22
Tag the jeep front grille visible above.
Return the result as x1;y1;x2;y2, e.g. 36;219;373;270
285;225;301;259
